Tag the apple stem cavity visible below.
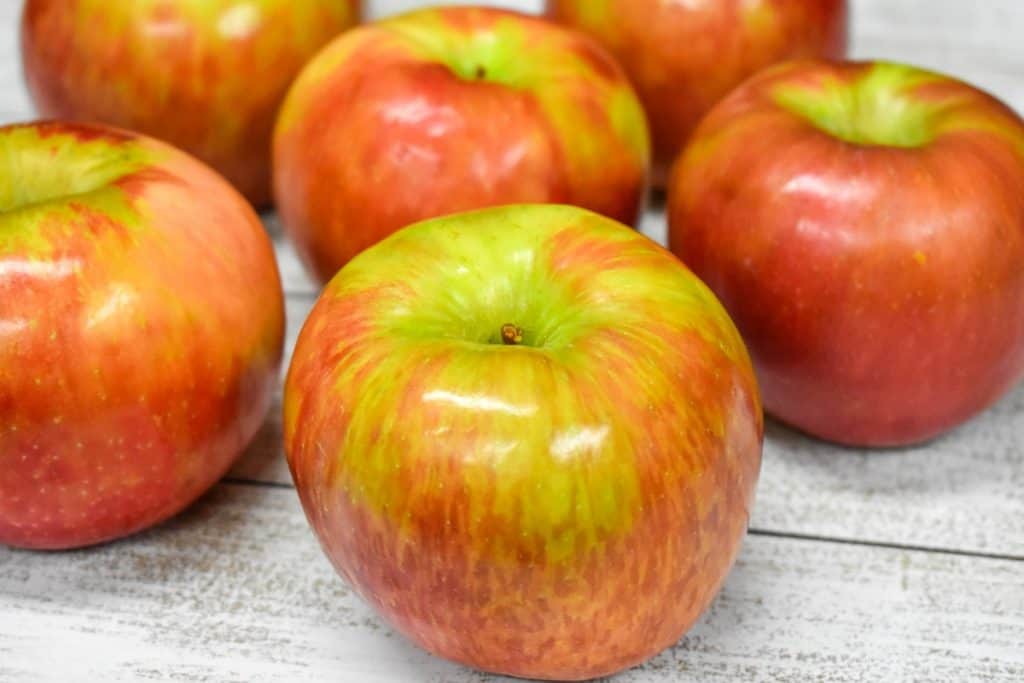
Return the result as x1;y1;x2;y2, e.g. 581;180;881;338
501;323;524;346
771;62;948;149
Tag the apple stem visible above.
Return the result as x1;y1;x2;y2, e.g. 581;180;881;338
501;324;524;346
475;65;486;80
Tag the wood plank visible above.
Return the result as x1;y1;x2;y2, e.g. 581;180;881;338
1;482;1021;682
756;395;1024;559
854;0;1024;57
0;3;30;126
265;213;321;296
852;1;1024;113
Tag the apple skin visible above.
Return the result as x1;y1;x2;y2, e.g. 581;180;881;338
0;121;285;550
669;60;1024;447
284;204;763;680
20;0;361;207
273;7;651;284
546;0;848;186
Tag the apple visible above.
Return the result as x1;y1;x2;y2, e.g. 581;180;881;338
668;60;1024;447
284;204;763;680
273;6;651;284
546;0;848;186
0;121;285;550
20;0;361;207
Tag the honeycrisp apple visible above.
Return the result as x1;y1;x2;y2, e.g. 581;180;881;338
0;121;285;550
284;205;763;680
669;60;1024;446
546;0;848;185
21;0;361;207
273;7;651;284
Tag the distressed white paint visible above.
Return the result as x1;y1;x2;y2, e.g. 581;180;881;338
2;0;1024;680
2;485;1022;683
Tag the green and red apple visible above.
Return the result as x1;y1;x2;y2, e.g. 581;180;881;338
0;121;285;550
273;7;651;284
284;204;763;680
21;0;361;207
546;0;848;186
669;60;1024;446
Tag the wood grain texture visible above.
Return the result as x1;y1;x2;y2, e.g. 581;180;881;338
2;484;1022;683
852;0;1024;117
3;0;1024;680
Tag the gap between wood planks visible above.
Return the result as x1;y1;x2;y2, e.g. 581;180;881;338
217;477;1024;564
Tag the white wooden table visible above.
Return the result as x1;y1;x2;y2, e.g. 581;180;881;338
2;1;1022;681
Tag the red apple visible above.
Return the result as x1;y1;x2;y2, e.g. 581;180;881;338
21;0;361;207
284;204;763;680
273;6;651;284
546;0;848;186
0;121;285;550
669;60;1024;447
